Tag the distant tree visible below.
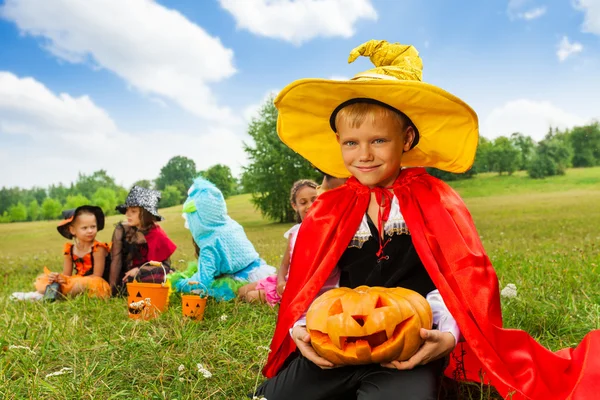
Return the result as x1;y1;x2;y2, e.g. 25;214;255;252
8;202;27;222
528;131;573;179
155;156;197;198
48;183;73;205
64;194;91;210
0;187;19;215
203;164;237;198
28;199;40;221
160;185;184;208
0;211;11;223
91;188;119;216
75;170;120;199
472;137;494;173
41;198;63;220
116;187;129;205
510;132;536;170
489;136;520;175
570;122;600;167
242;97;321;222
132;179;153;189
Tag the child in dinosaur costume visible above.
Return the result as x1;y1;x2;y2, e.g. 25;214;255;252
169;177;275;301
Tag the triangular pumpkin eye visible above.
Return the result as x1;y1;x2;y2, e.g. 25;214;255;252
352;315;366;326
375;296;387;308
328;298;344;316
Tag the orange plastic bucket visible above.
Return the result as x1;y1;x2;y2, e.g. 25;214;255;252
127;282;169;320
126;262;169;320
182;294;207;321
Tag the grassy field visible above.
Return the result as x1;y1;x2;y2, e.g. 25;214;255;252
1;167;599;399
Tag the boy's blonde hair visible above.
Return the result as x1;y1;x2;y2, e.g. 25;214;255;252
334;102;410;135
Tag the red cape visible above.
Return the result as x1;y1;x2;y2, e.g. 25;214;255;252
263;168;600;399
145;224;177;262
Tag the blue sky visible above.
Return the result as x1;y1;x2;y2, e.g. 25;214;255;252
0;0;598;188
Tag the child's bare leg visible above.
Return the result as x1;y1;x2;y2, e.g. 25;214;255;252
238;282;259;299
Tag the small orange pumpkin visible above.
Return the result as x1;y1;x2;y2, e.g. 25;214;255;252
306;286;432;365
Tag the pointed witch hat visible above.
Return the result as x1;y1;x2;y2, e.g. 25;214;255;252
274;39;479;177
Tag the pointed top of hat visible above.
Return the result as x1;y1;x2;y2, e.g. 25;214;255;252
348;39;423;82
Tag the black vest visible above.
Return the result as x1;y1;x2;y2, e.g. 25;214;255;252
338;215;436;298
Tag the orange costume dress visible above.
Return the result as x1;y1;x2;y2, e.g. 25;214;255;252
35;241;111;298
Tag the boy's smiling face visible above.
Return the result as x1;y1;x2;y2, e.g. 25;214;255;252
336;112;414;188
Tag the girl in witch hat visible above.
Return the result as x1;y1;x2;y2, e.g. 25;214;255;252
108;186;177;296
32;205;111;299
257;40;600;400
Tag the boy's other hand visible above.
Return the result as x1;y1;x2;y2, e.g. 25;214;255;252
381;328;456;370
291;326;335;369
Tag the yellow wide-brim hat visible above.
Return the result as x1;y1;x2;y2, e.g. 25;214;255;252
274;40;479;177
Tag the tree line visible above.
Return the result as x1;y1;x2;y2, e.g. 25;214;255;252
429;123;600;181
0;161;238;223
2;95;598;224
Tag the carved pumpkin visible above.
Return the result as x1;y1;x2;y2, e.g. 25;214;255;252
306;286;432;365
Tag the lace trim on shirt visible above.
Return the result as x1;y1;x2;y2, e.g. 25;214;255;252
348;196;410;249
348;218;372;249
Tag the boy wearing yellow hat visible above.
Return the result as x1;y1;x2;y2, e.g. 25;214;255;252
258;40;600;400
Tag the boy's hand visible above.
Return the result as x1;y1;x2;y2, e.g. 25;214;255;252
381;328;455;370
276;282;286;296
291;326;335;369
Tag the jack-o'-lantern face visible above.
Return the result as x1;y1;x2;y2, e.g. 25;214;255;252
306;286;432;365
182;295;207;321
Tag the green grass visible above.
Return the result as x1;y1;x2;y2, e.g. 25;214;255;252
1;168;599;399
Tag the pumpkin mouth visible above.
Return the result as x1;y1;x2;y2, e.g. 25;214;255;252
341;330;388;349
313;316;413;352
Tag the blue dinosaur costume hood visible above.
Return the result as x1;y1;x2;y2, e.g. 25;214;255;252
172;177;274;300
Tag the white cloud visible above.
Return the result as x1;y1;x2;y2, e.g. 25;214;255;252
0;72;118;146
0;0;237;122
0;72;249;188
574;0;600;35
243;89;279;122
556;36;583;61
482;99;587;141
507;1;547;20
328;75;350;81
218;0;377;45
520;6;547;20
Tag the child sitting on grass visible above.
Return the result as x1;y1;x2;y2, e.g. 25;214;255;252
108;186;177;296
169;177;275;301
32;205;111;299
238;179;318;305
